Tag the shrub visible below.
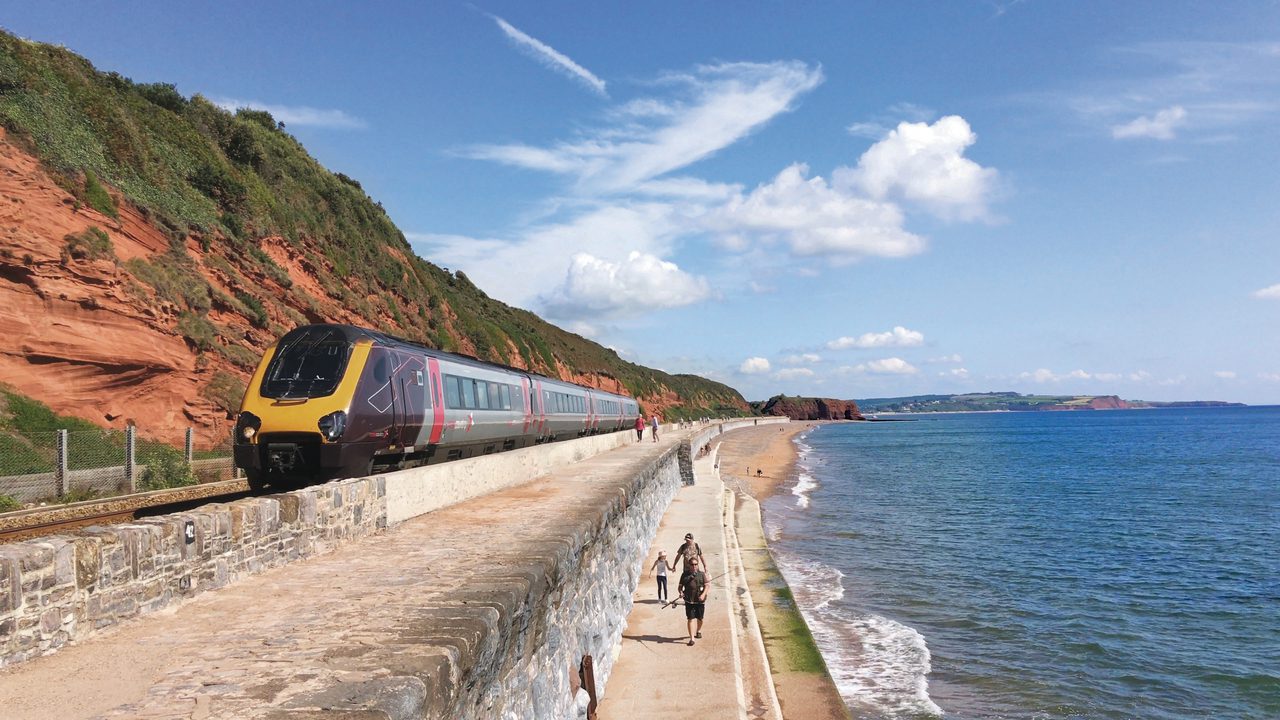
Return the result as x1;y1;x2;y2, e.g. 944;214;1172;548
135;82;186;113
138;446;196;491
235;290;269;328
63;226;115;261
83;169;118;220
0;494;21;512
202;371;246;414
176;312;217;351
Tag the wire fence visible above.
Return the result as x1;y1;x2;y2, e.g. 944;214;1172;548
0;427;239;508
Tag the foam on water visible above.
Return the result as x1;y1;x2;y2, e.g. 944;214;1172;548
776;555;944;718
792;433;818;509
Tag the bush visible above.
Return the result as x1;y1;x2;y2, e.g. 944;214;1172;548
135;82;186;113
138;447;196;490
63;226;115;262
202;371;246;414
0;494;21;512
235;290;269;328
83;169;118;220
176;312;217;351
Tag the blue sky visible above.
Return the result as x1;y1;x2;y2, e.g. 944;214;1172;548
7;1;1279;403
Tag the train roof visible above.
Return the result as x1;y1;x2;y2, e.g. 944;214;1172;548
282;324;637;402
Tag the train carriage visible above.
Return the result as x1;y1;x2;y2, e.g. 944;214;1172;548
234;324;639;490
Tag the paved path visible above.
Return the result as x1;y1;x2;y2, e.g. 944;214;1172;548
0;428;690;719
600;444;781;720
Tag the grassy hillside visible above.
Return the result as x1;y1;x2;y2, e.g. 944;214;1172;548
0;30;746;420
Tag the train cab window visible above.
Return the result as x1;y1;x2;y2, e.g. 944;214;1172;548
261;327;352;399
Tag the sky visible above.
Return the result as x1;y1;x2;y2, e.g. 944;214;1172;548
6;1;1279;404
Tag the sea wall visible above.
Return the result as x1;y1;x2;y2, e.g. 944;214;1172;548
0;418;786;717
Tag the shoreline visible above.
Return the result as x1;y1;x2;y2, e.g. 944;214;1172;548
714;421;851;719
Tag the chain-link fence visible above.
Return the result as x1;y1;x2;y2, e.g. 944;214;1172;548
0;428;238;508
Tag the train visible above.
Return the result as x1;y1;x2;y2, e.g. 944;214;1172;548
234;324;642;490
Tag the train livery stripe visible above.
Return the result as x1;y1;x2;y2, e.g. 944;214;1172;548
521;377;532;432
427;357;445;445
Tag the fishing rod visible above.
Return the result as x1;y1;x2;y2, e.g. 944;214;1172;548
661;567;731;608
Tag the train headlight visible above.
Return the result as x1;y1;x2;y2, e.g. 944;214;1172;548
236;411;261;443
318;411;348;441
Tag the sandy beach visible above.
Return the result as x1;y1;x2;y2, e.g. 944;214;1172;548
715;422;850;720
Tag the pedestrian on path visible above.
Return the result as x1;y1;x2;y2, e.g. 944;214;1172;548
672;533;704;574
650;414;660;442
634;415;645;442
678;556;708;645
648;550;673;601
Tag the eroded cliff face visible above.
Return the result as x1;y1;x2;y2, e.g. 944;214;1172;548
0;131;707;445
758;396;863;421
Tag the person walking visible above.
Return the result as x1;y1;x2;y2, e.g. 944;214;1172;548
672;533;704;574
647;550;673;601
650;414;660;442
677;556;709;645
634;415;645;442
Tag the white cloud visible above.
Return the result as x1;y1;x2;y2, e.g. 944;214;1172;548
709;164;925;262
211;97;366;129
491;15;608;97
775;368;815;380
827;326;925;350
1214;370;1237;379
837;116;998;221
539;251;710;320
740;357;772;374
1252;283;1280;299
940;367;970;379
841;357;919;375
781;353;822;365
927;353;964;364
466;61;823;193
1260;372;1280;383
1111;105;1187;140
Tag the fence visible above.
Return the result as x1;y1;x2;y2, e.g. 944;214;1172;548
0;428;239;507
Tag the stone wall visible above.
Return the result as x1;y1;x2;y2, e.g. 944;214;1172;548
0;479;385;667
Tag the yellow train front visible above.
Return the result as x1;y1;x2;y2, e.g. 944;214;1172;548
234;324;640;490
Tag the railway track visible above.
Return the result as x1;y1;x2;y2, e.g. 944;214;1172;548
0;479;252;543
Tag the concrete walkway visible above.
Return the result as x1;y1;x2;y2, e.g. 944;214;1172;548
0;429;690;719
600;444;781;720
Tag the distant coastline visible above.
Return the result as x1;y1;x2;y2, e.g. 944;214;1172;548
855;391;1246;415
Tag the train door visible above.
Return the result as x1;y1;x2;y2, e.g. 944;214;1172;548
392;351;426;449
532;379;546;440
427;358;445;446
520;377;533;436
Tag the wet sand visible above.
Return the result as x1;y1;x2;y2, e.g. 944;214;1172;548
716;422;851;720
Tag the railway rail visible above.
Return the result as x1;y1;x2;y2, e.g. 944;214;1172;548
0;478;251;543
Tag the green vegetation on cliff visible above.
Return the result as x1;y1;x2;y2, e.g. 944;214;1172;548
0;31;746;419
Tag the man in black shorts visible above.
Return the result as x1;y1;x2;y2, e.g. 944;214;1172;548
677;556;708;645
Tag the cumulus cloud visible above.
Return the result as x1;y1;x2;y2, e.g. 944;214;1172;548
827;326;924;350
939;367;970;379
211;97;365;129
539;251;710;319
1214;370;1237;379
837;116;998;221
840;358;918;375
927;353;964;364
775;368;815;380
1252;283;1280;299
491;15;608;96
709;164;925;261
1260;372;1280;383
1111;105;1188;140
781;353;822;365
740;357;772;374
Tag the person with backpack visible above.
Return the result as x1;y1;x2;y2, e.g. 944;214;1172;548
677;556;709;645
672;533;704;574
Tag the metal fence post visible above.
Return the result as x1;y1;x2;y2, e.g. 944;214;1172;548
185;428;194;465
56;429;69;499
124;425;137;493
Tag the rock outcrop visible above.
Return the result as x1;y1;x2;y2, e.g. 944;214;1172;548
756;395;863;421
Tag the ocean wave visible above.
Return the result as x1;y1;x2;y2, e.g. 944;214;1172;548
792;471;818;509
777;555;943;718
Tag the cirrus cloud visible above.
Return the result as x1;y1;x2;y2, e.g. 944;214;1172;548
1111;105;1187;140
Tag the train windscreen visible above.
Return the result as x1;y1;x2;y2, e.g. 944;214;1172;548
260;327;353;399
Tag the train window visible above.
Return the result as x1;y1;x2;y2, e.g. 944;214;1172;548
261;327;352;399
445;375;462;408
488;382;501;410
415;370;424;387
499;385;511;410
474;380;489;409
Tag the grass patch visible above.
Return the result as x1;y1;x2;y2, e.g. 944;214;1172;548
62;226;115;262
82;169;118;219
201;370;245;414
0;494;21;512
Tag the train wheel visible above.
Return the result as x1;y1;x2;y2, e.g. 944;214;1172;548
245;470;269;493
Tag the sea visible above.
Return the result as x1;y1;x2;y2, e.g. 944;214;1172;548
763;406;1279;720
